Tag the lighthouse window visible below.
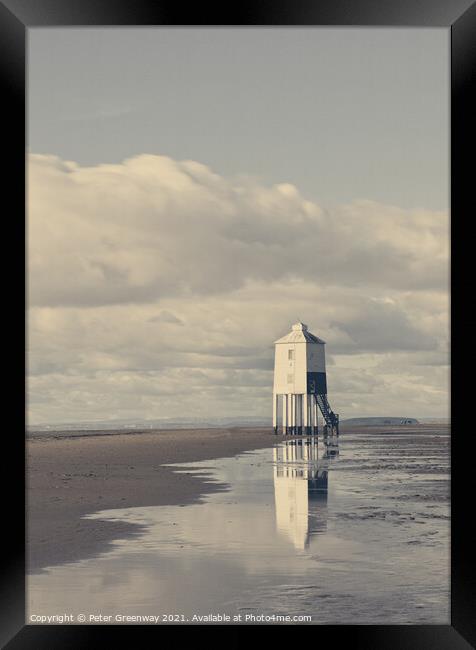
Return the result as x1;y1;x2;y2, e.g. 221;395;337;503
288;349;294;360
287;374;293;383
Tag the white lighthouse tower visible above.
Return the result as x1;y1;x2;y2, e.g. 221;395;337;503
273;322;339;436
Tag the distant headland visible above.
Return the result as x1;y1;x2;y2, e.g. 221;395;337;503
342;417;419;426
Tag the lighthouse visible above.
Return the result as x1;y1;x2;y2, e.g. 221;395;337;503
272;322;339;436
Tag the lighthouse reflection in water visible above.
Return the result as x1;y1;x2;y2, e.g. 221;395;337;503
28;430;449;623
273;437;339;550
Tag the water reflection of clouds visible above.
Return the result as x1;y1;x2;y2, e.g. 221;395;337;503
29;440;342;618
28;433;449;624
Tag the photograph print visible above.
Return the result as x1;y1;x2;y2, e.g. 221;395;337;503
26;27;450;626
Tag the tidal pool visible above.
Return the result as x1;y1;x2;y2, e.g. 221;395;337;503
27;431;450;624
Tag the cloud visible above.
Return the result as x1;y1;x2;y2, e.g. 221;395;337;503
329;298;437;352
147;310;184;325
28;153;448;309
27;153;449;423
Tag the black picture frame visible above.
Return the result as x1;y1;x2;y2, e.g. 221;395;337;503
1;0;474;646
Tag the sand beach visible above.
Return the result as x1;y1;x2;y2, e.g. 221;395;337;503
26;423;450;624
27;427;277;572
27;424;448;574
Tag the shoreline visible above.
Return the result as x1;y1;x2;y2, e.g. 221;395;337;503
27;423;449;574
27;427;278;574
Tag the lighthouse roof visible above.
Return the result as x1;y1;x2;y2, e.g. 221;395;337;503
274;321;326;344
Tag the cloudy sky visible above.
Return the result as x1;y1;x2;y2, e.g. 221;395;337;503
28;28;449;424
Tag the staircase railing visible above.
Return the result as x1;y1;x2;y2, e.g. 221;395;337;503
315;394;339;434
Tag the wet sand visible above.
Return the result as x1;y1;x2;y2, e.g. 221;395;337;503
27;424;448;574
27;427;278;573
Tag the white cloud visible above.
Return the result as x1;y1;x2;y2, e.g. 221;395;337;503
28;153;448;308
27;153;449;423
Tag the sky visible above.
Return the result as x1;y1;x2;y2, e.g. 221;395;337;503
27;28;449;424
